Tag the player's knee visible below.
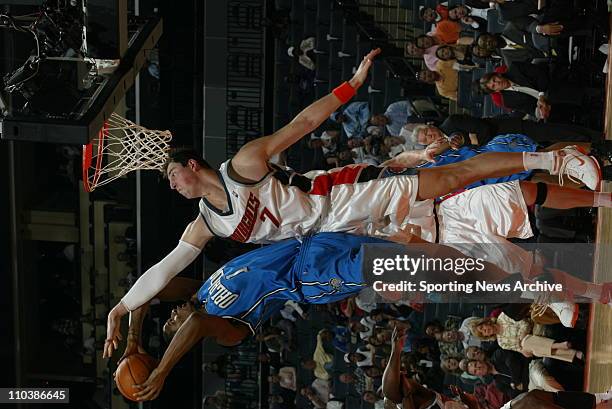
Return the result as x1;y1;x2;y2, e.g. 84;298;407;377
520;181;547;206
534;182;548;205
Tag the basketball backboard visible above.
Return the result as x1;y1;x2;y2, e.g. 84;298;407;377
0;1;162;145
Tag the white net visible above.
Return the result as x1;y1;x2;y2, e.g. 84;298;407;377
82;113;173;192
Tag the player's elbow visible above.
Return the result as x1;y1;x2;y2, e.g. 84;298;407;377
381;379;402;404
304;117;319;132
292;114;318;135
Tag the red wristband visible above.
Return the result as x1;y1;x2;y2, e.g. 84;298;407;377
333;81;356;104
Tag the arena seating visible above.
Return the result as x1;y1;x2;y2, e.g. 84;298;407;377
260;2;607;407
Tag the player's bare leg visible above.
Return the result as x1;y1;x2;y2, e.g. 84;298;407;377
514;181;612;303
520;181;612;209
388;230;512;283
529;173;583;189
415;148;601;200
542;142;591;152
538;268;612;304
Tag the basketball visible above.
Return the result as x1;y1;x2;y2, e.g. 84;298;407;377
115;353;158;401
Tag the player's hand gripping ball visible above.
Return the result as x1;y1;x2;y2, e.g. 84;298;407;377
115;353;158;401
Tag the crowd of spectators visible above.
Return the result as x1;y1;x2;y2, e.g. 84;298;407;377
202;341;260;409
408;0;606;120
307;98;443;169
302;0;609;177
252;288;592;409
203;1;610;408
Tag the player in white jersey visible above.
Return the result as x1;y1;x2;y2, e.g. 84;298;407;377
383;147;612;304
436;180;612;304
199;160;437;242
103;48;601;354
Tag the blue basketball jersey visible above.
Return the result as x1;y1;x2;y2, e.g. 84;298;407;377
418;133;537;189
196;233;388;333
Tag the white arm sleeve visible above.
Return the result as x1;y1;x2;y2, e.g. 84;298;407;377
120;240;202;311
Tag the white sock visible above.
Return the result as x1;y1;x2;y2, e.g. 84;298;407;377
583;283;603;300
594;389;612;404
523;151;555;172
594;193;612;208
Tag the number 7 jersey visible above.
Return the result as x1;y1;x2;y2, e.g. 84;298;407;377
198;160;435;244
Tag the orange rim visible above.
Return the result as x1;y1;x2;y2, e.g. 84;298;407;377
82;122;108;192
82;143;93;192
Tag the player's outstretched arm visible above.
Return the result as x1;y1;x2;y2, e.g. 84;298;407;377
103;216;212;359
122;216;211;310
382;326;406;403
133;313;249;401
133;312;209;401
382;139;450;168
119;302;150;362
232;48;382;179
382;150;430;168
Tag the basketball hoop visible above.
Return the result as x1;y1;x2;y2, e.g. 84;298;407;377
82;113;172;192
